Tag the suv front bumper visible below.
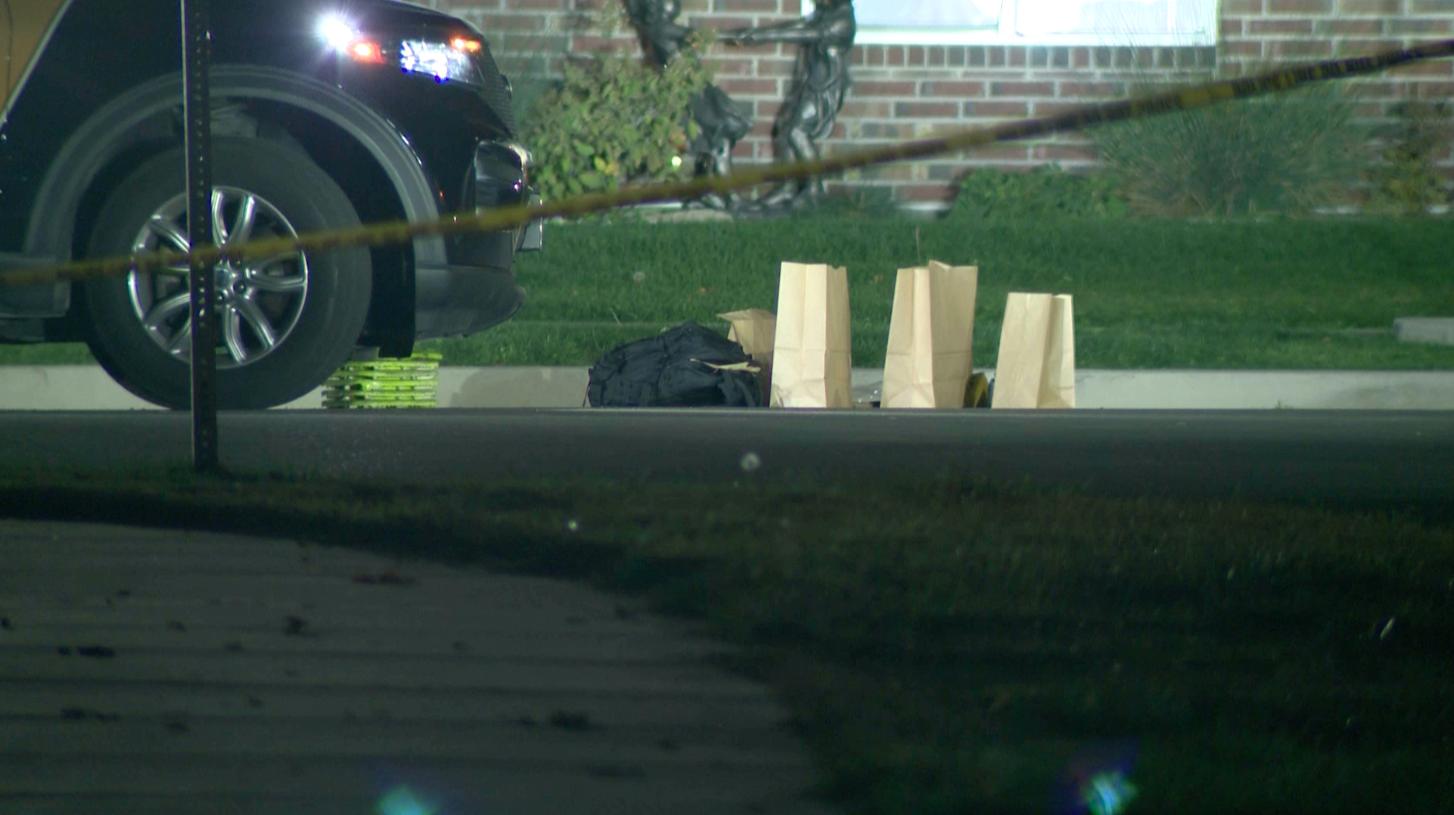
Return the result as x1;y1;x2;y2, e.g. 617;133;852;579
415;139;541;340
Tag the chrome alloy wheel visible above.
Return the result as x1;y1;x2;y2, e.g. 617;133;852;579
125;186;309;369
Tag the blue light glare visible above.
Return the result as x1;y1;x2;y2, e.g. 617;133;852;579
1081;771;1137;815
377;786;438;815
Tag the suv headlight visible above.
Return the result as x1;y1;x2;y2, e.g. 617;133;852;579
317;13;487;86
399;39;485;86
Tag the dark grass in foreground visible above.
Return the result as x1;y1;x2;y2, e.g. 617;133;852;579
3;469;1451;814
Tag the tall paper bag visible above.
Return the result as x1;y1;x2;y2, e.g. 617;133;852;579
991;292;1076;409
719;309;777;404
882;260;979;409
770;262;852;408
1040;294;1075;408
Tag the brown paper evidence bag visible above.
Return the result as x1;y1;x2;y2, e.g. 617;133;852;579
882;261;980;409
989;292;1076;409
718;308;777;405
767;262;854;408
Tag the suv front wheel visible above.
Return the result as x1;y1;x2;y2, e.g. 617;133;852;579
80;137;372;410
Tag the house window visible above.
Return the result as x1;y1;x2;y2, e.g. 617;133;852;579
850;0;1218;47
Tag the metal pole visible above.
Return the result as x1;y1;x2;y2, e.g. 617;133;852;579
181;0;218;473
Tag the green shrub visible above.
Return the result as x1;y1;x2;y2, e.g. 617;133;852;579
947;164;1129;220
1091;81;1366;217
794;186;904;219
1367;100;1452;216
522;35;712;202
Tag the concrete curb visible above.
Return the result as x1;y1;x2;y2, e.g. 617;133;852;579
1395;317;1454;346
2;365;1452;410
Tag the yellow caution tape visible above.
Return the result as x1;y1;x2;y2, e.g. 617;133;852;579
2;39;1451;290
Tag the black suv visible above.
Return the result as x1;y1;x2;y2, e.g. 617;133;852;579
0;0;539;409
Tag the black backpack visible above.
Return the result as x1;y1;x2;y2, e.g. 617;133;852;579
587;322;763;408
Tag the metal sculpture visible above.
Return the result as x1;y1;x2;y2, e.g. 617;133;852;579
626;0;752;209
724;0;856;208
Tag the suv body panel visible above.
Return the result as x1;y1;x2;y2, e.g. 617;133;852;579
0;0;70;117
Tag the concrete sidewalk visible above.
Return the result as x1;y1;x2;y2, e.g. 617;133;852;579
2;365;1453;410
0;520;834;815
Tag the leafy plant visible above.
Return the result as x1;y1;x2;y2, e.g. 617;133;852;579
1091;81;1366;217
522;29;712;202
1367;100;1452;216
948;164;1129;220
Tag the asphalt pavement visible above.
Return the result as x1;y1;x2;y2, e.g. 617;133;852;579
5;408;1452;511
4;365;1454;410
0;519;834;815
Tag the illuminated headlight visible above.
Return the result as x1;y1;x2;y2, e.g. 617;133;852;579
317;14;386;64
400;40;482;85
316;13;360;51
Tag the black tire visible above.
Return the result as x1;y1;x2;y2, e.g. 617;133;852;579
80;137;372;410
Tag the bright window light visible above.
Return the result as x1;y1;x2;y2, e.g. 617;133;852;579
844;0;1217;45
857;0;1000;29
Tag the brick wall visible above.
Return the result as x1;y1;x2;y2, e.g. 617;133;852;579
425;0;1454;207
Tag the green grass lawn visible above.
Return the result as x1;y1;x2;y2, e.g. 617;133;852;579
423;215;1454;369
8;216;1454;369
0;342;95;365
4;466;1451;815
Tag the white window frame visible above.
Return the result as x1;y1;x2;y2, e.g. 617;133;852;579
841;0;1219;47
